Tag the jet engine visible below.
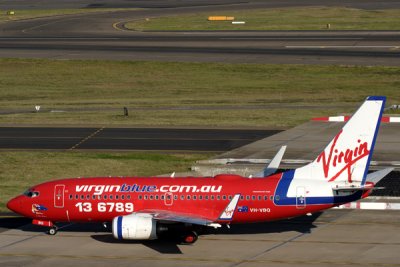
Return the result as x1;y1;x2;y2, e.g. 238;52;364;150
112;213;200;243
112;213;158;240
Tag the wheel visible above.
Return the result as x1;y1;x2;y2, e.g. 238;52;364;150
48;227;57;235
181;231;198;244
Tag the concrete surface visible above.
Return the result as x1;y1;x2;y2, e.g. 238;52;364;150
0;209;399;266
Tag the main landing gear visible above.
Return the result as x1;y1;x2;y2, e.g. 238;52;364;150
180;231;198;244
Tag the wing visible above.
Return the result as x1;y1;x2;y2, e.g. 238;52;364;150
136;194;241;228
137;209;213;226
252;146;287;178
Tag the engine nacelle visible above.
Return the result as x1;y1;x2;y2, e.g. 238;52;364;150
112;213;157;240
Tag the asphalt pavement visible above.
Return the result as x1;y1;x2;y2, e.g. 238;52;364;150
0;127;280;151
0;0;399;65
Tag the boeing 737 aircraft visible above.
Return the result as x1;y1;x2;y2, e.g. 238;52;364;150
7;96;393;244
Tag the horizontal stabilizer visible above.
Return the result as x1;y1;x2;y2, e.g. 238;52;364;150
366;168;394;185
252;146;287;178
333;186;385;192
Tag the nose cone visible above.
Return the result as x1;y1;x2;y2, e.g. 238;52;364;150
7;197;22;214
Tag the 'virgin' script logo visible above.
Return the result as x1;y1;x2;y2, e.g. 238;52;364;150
317;130;370;183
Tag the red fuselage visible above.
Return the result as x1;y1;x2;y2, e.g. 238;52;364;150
8;173;333;225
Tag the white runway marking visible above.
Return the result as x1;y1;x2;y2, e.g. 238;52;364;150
286;45;400;49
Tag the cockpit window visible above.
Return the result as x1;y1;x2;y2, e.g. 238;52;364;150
23;189;40;198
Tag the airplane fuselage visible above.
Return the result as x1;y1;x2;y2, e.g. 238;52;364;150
9;173;343;225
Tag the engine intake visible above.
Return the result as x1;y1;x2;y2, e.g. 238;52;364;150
112;213;157;240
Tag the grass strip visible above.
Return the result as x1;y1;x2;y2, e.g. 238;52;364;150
125;7;400;31
0;8;139;22
1;59;400;127
0;151;211;212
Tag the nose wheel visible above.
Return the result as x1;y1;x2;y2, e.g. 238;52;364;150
47;226;58;235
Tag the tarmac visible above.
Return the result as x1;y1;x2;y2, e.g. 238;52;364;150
193;120;400;176
0;118;399;266
0;209;399;267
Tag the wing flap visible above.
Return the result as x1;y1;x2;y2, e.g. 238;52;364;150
136;194;241;226
136;210;213;226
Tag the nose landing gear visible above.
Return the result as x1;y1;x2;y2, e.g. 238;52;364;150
47;226;58;235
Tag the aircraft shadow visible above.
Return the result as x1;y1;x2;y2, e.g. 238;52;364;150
0;212;322;254
91;234;183;254
204;212;323;236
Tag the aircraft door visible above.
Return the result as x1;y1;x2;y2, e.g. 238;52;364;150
164;192;173;206
54;184;65;208
296;186;306;209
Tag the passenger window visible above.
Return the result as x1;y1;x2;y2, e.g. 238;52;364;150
75;194;79;200
199;195;203;200
193;195;197;200
217;195;221;200
252;196;256;200
138;195;142;200
115;195;119;200
264;195;268;201
92;195;96;200
222;195;226;200
110;195;113;200
155;195;159;200
69;195;73;200
121;195;125;200
211;195;215;200
150;195;154;200
205;195;209;200
180;195;185;200
246;195;250;200
258;196;262;201
174;195;178;200
86;195;90;200
127;195;131;200
228;195;232;200
97;195;101;200
240;196;244;200
187;195;191;200
104;195;108;200
144;195;148;200
80;195;84;200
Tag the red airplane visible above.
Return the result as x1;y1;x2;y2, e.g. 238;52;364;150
7;96;392;244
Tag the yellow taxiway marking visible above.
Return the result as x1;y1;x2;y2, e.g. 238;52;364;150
112;21;126;31
69;127;105;150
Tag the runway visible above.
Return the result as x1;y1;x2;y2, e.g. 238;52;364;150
0;127;279;151
0;0;399;65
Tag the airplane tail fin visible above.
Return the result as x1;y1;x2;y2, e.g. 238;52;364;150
296;96;386;186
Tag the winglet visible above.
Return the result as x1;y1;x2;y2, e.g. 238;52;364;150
218;194;240;221
253;145;287;178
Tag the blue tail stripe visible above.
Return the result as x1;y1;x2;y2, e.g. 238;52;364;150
361;96;386;185
274;170;362;205
117;216;123;240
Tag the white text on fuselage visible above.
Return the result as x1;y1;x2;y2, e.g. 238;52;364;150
76;184;222;195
